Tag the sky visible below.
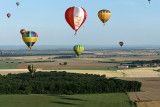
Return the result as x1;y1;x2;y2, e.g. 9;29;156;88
0;0;160;47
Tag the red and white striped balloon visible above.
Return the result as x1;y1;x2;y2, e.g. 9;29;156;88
65;6;87;35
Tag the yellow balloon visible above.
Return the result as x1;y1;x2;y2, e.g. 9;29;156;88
98;10;111;25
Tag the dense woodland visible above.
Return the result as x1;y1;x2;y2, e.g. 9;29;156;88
0;71;141;94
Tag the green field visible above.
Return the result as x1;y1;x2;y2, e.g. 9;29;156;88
0;62;19;69
0;93;133;107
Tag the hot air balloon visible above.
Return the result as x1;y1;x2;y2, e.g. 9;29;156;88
28;64;37;77
21;30;38;52
98;10;111;25
20;29;26;35
16;2;20;6
73;45;84;57
148;0;151;4
65;6;87;35
119;42;124;47
7;13;11;18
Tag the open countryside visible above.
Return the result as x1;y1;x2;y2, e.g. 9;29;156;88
0;0;159;107
1;48;160;106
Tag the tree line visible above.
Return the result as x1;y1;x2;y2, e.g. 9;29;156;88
131;60;160;64
0;71;141;94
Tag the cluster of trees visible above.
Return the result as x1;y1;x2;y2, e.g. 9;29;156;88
131;60;160;64
59;62;67;65
0;71;141;94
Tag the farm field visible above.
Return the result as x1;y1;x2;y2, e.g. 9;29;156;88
136;101;160;107
1;67;160;78
126;78;160;101
58;67;160;77
0;93;133;107
1;49;160;107
77;56;160;62
0;62;19;69
123;77;160;107
16;58;117;69
0;48;160;70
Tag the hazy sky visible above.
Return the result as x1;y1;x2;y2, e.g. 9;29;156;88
0;0;160;47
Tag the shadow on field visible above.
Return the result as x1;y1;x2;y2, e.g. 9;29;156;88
52;101;82;106
47;95;87;101
60;97;87;101
57;95;87;101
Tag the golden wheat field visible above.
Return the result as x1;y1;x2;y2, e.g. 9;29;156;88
122;77;160;107
136;101;160;107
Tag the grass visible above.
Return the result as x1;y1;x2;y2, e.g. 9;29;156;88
0;93;133;107
0;62;19;69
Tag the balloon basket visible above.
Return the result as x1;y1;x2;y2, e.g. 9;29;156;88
31;73;34;77
74;32;77;36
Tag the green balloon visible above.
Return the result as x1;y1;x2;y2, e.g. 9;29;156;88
73;45;84;57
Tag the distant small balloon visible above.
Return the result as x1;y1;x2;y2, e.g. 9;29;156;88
20;29;26;35
119;42;124;47
7;13;11;18
16;2;20;6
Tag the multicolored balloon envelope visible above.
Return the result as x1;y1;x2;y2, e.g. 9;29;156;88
21;30;38;51
28;64;37;77
98;10;111;25
119;42;124;47
65;6;87;35
73;45;84;57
